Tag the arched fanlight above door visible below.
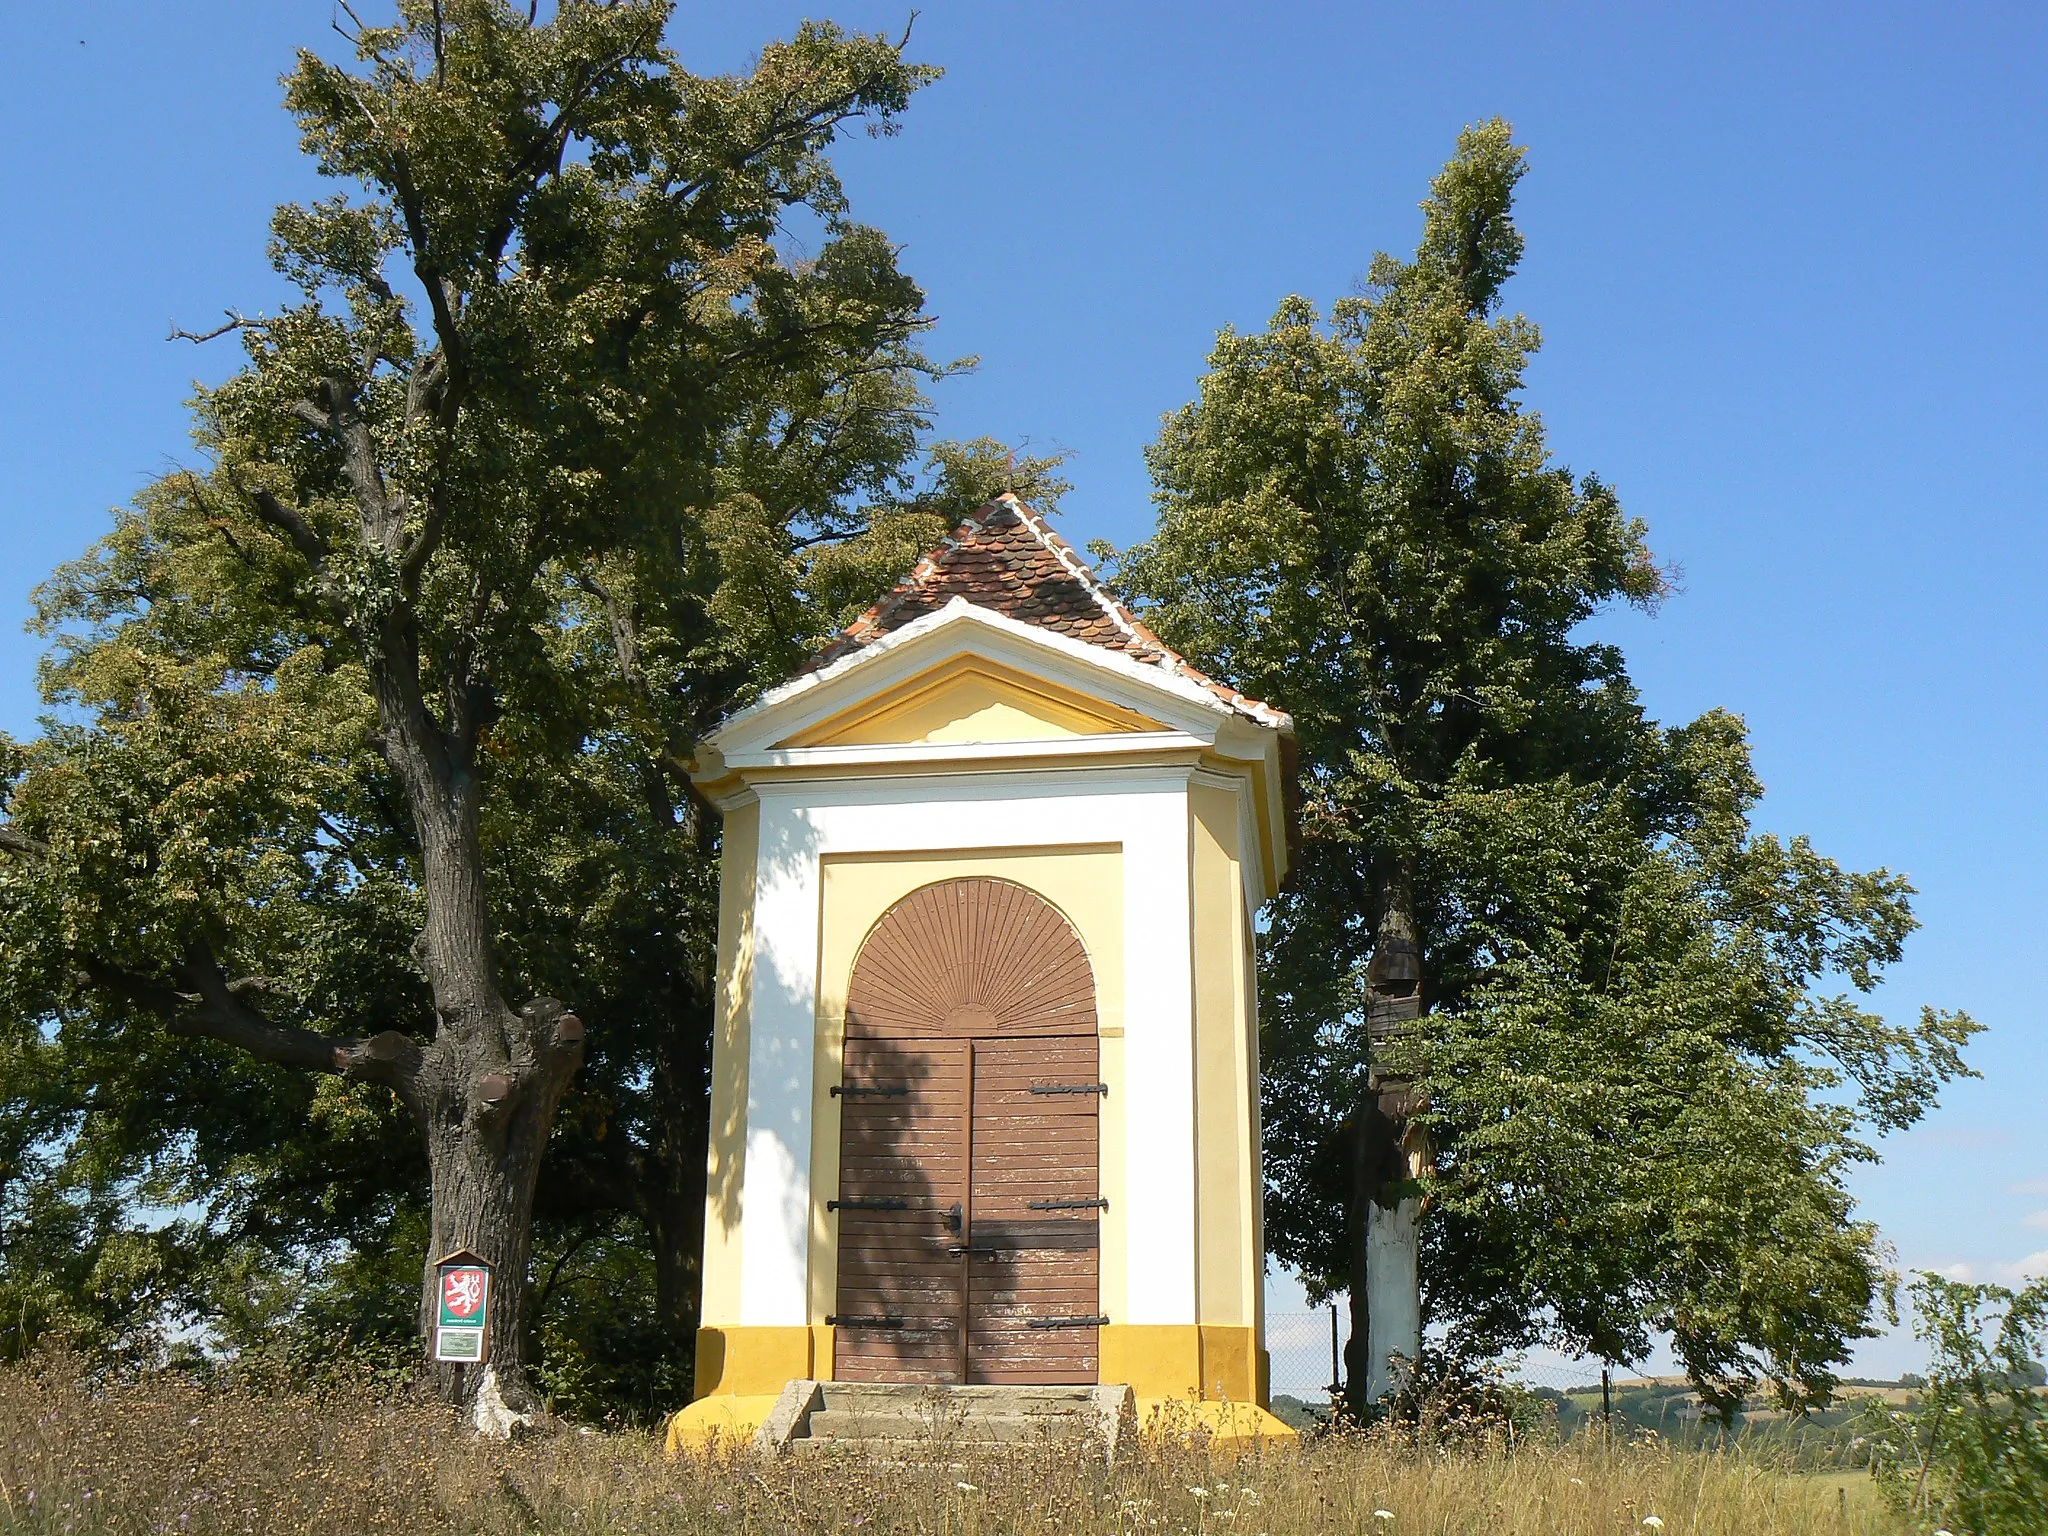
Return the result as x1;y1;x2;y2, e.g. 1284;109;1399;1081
846;876;1096;1039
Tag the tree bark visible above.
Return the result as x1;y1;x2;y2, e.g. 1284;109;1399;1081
1342;1110;1375;1421
413;998;585;1427
643;985;710;1392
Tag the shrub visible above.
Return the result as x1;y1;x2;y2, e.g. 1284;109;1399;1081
1863;1273;2048;1534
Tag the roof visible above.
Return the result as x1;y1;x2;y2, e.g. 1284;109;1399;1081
807;495;1291;731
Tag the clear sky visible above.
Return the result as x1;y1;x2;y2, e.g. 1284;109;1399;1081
2;3;2043;1379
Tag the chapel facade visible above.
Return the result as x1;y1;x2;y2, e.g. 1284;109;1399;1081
673;496;1295;1440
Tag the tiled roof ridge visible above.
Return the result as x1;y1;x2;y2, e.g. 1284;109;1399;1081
1000;497;1150;650
997;498;1290;728
812;494;1291;730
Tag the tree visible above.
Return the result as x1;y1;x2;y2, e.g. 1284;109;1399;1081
1112;120;1977;1418
0;0;965;1426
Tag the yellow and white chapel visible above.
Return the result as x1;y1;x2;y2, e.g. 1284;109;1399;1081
668;495;1298;1449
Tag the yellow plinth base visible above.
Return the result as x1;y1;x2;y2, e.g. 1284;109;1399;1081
665;1393;781;1456
1135;1398;1298;1448
1099;1325;1261;1401
693;1323;1264;1404
693;1325;836;1396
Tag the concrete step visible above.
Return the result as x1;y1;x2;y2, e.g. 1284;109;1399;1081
755;1380;1135;1458
814;1388;1097;1418
804;1409;1094;1444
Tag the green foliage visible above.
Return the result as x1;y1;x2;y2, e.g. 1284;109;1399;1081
0;0;1038;1416
1112;119;1976;1410
1865;1274;2048;1533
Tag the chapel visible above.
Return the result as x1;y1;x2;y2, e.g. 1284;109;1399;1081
669;495;1296;1447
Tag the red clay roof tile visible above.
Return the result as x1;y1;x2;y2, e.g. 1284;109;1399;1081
806;496;1289;730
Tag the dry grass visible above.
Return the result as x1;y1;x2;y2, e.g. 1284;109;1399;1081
0;1357;1905;1536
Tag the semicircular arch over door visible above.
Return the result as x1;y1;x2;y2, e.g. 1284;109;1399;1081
833;876;1105;1385
846;876;1096;1040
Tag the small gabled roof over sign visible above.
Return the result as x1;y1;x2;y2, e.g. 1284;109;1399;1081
807;495;1291;733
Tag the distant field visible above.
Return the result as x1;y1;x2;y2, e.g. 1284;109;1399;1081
0;1358;1909;1535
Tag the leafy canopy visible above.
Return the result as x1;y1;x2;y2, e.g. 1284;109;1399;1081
0;0;1070;1415
1114;119;1976;1410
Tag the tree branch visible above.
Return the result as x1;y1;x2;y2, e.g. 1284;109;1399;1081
72;944;423;1102
0;825;48;858
219;469;330;571
384;156;470;423
169;310;269;345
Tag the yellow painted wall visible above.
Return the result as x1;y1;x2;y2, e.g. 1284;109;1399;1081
695;780;1271;1404
808;846;1127;1337
1099;1325;1261;1402
1191;783;1258;1336
692;1324;835;1397
785;656;1161;747
699;798;759;1331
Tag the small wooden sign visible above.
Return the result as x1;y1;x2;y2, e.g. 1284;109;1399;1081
434;1250;491;1364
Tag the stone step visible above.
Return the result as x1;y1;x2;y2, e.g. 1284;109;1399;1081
803;1409;1095;1444
754;1380;1136;1458
815;1392;1105;1417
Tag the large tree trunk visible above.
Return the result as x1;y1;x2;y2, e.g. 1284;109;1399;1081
365;636;587;1428
1342;1109;1376;1421
413;999;584;1433
644;988;710;1392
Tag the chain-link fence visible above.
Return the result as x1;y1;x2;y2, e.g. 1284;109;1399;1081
1266;1307;1344;1400
1265;1307;1607;1401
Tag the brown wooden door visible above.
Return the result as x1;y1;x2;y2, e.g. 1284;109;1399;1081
833;878;1101;1385
831;1036;967;1382
964;1034;1102;1383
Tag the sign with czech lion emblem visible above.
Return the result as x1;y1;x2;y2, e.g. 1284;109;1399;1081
434;1250;491;1363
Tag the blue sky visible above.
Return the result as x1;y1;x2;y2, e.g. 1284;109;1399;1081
3;3;2044;1378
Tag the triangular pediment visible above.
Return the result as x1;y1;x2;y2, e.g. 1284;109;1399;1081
780;655;1165;749
703;597;1252;766
798;495;1290;734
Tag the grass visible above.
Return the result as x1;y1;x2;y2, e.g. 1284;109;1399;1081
0;1355;1909;1536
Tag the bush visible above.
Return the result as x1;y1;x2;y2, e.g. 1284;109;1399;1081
1863;1273;2048;1534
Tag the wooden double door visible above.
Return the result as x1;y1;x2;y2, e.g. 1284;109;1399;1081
831;878;1104;1385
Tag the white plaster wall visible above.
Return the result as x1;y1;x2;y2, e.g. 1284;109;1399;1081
734;766;1198;1330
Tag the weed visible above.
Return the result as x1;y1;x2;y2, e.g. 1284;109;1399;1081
0;1354;1905;1535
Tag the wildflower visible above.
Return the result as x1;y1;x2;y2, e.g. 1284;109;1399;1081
1568;1478;1584;1486
1934;1530;1955;1536
956;1482;979;1494
1189;1488;1210;1499
1642;1520;1664;1531
1375;1513;1395;1523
